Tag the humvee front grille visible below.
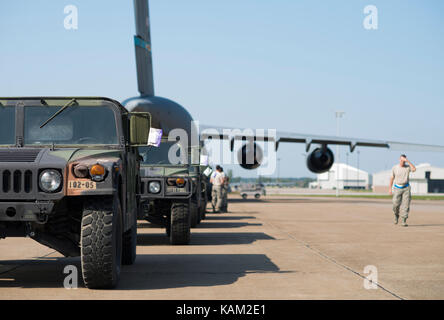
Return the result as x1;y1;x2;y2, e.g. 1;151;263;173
0;149;41;163
1;169;33;194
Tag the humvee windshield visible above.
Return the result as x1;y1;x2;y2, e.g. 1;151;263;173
0;107;16;145
24;106;118;145
139;141;189;165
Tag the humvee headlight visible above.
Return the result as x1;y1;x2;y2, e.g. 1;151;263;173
148;181;161;194
90;164;106;182
39;170;62;193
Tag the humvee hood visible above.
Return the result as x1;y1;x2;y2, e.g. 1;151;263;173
141;166;189;177
48;149;122;163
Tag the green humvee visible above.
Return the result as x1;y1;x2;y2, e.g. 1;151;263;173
137;139;208;245
0;97;150;289
190;145;210;225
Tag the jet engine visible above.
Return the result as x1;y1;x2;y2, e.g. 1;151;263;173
306;147;334;174
237;142;263;170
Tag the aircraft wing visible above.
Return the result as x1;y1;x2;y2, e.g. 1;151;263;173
199;124;444;153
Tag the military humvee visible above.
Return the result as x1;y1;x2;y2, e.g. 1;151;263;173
136;139;207;245
197;144;211;219
190;143;210;226
0;97;150;289
124;96;208;245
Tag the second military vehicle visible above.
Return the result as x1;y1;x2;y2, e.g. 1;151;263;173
125;96;207;245
0;97;151;289
122;1;210;245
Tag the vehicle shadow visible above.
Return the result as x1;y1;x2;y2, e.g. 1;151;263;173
197;222;263;229
117;253;285;290
0;253;286;290
206;212;260;215
137;222;162;229
137;232;275;246
137;222;262;229
204;215;257;221
0;257;81;289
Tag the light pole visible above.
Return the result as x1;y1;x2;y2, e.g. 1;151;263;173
335;111;345;197
357;150;360;189
277;158;281;186
346;152;349;190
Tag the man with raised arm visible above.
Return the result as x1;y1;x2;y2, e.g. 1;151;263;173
389;154;416;227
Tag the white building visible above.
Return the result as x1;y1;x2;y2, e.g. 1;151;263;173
373;163;444;194
315;163;370;190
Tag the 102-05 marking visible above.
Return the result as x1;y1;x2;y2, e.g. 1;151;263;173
167;187;187;193
68;180;96;190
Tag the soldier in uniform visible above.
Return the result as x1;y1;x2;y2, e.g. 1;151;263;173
220;167;229;213
210;165;225;213
389;154;416;227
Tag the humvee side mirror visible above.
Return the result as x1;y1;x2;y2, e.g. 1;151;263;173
190;146;200;165
130;112;151;146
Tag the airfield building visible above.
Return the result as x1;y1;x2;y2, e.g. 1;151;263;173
373;163;444;194
313;163;371;190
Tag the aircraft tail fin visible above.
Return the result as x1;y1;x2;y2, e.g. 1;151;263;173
133;0;154;96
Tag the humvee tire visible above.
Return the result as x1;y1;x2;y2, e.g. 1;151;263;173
170;202;191;245
122;209;137;265
200;196;207;221
197;204;202;225
190;200;199;228
81;196;122;289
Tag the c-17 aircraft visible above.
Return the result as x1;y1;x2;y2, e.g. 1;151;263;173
124;0;444;175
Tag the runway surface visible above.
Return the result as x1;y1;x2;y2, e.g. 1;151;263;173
0;195;443;299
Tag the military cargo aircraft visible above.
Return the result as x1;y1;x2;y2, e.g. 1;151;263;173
124;0;444;180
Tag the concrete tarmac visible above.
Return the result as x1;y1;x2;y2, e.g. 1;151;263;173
0;195;443;299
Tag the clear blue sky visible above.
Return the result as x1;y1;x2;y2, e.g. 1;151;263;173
1;0;444;177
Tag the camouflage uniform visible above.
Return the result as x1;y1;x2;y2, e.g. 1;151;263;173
391;165;412;222
393;185;411;219
211;171;224;212
221;184;228;212
211;185;223;212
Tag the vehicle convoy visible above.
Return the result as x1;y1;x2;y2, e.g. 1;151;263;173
191;144;210;225
125;97;208;245
122;1;210;245
0;97;151;289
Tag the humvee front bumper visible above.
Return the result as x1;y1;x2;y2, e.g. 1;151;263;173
140;176;193;200
0;201;55;222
